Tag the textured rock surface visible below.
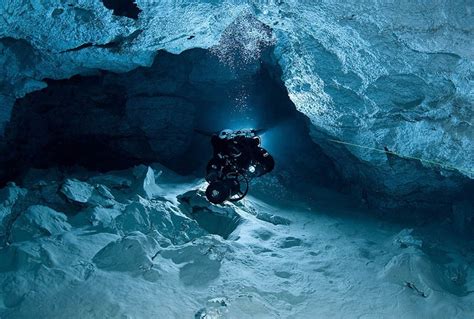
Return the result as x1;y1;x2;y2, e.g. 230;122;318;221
258;1;474;213
10;205;71;242
0;1;473;212
60;179;95;204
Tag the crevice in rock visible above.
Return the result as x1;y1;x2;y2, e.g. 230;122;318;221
101;0;142;20
59;30;143;53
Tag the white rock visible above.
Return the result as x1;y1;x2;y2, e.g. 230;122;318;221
60;179;94;204
78;206;121;230
10;205;71;242
132;166;162;199
379;251;465;298
92;231;158;272
95;184;114;200
116;195;205;244
60;179;117;208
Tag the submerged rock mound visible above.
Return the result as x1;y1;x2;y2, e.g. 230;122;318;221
0;164;472;318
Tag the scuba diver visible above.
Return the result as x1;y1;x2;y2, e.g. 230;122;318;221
197;128;274;204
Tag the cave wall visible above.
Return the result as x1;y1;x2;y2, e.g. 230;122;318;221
0;1;472;219
254;2;474;217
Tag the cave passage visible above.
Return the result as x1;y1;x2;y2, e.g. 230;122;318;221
1;48;343;192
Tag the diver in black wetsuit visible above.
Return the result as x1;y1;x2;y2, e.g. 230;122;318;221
204;129;274;204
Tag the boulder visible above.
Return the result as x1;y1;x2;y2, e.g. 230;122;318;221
0;183;27;235
92;231;158;272
379;250;468;297
60;179;94;204
60;179;116;207
10;205;71;242
116;195;205;244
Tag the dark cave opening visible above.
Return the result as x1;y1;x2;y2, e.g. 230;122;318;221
1;48;343;193
101;0;142;20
